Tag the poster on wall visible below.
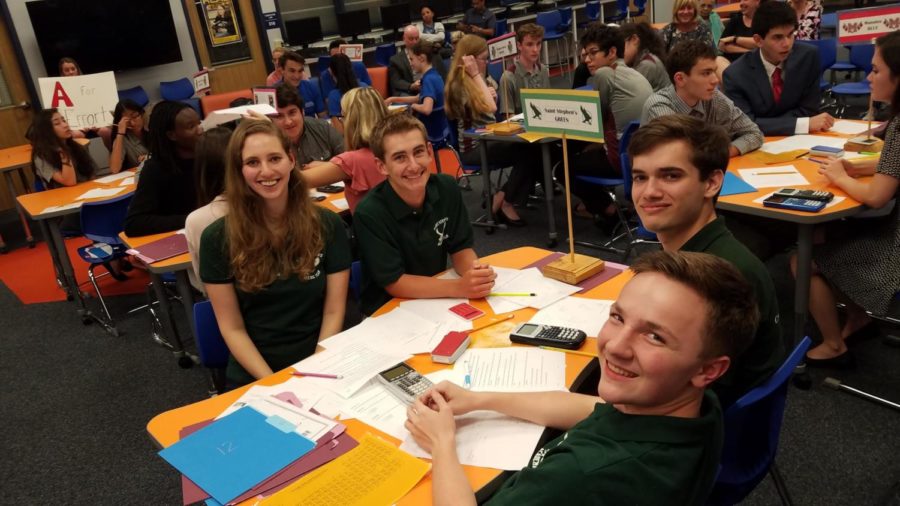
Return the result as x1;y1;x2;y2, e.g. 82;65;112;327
196;0;252;65
38;72;118;129
201;0;243;47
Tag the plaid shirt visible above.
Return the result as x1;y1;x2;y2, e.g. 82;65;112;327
641;84;764;155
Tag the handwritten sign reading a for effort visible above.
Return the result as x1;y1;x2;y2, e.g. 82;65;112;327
488;32;517;62
838;5;900;44
521;88;603;143
38;72;117;129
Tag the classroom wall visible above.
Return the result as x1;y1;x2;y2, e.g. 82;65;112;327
5;0;200;104
279;0;397;37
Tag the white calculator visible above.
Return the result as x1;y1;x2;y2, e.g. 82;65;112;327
376;362;434;404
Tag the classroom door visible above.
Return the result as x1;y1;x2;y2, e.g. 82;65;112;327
0;17;36;212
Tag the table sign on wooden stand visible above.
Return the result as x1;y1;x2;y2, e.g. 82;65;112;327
845;43;884;153
520;88;606;284
487;32;524;136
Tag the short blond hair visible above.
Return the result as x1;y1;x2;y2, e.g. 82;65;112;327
672;0;700;22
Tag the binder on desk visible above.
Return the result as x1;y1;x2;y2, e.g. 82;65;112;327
128;233;188;264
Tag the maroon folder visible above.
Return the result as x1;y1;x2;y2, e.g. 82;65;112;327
131;233;188;264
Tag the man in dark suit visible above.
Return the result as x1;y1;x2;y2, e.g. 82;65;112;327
723;1;834;136
390;25;447;96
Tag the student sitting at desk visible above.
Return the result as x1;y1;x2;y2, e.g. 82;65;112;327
185;127;231;292
124;101;203;236
565;24;653;230
417;5;447;48
271;84;344;169
718;0;762;63
722;1;834;136
327;54;366;132
406;250;759;505
446;34;539;227
390;25;448;97
276;51;326;119
457;0;496;39
498;23;550;119
385;40;445;123
29;108;96;190
108;99;149;174
621;22;670;92
629;115;783;408
642;40;763;157
303;87;388;213
791;31;900;367
200;120;351;387
354;113;496;316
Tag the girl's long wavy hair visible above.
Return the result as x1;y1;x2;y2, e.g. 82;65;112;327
621;22;667;61
445;35;494;123
223;120;323;293
28;109;95;180
341;87;388;151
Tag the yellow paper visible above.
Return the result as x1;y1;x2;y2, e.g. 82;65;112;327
517;131;550;143
750;149;808;165
261;434;430;506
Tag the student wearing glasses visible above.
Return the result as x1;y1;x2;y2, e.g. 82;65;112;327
108;99;149;174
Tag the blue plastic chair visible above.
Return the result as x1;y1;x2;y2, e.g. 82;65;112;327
707;336;812;506
75;193;133;334
375;43;396;67
579;1;601;29
796;39;835;93
831;44;875;116
160;78;201;115
558;7;573;32
117;86;149;108
348;260;362;302
495;18;508;37
605;0;631;22
193;299;230;394
536;11;569;70
421;106;455;175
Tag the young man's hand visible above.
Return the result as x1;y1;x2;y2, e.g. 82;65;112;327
405;390;458;453
428;381;482;415
809;112;835;132
457;261;495;299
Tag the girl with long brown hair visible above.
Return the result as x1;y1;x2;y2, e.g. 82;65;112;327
199;120;351;387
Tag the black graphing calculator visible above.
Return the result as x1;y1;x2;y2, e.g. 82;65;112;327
509;323;587;349
377;362;434;404
773;188;834;202
762;195;827;213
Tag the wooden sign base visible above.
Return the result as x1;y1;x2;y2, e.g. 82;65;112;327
491;122;525;136
541;254;605;285
844;136;884;153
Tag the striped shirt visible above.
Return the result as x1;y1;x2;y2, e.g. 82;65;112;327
641;84;763;155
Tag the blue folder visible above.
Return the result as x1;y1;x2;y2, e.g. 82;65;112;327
159;406;315;505
721;171;757;196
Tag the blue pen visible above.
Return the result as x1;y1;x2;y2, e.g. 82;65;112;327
464;361;472;389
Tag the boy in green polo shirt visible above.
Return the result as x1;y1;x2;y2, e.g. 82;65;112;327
629;114;784;409
353;114;496;315
406;250;759;505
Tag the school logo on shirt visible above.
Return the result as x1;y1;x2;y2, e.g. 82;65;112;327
304;253;323;280
531;432;568;468
434;217;449;246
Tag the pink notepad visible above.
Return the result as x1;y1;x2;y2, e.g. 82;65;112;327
129;233;188;264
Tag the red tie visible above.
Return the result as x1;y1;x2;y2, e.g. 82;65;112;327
772;67;783;105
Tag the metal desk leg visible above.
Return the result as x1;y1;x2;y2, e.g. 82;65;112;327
792;224;814;383
175;270;200;365
541;143;558;247
38;220;68;295
149;272;194;368
47;218;92;319
5;170;34;248
471;140;506;232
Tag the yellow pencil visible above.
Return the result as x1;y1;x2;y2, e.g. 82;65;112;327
539;346;597;358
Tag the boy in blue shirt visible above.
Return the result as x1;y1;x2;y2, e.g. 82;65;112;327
277;51;326;118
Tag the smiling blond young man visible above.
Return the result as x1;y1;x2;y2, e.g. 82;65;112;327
630;115;783;408
405;250;759;505
353;114;496;315
642;39;762;157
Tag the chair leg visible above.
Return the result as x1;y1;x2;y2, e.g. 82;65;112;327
88;264;113;323
769;463;795;506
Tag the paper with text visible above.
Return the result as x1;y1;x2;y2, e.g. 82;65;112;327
529;297;613;337
489;267;582;309
319;306;441;355
340;379;409;440
75;186;126;200
260;434;430;505
737;165;810;189
292;342;409;398
458;347;566;392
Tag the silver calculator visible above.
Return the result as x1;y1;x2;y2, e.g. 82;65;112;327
376;362;434;404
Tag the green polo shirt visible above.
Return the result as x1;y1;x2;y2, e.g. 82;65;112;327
199;208;352;386
487;391;723;505
681;216;784;408
354;173;474;315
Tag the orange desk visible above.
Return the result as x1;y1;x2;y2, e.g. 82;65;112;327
715;2;740;15
0;144;35;252
316;189;350;215
719;131;868;342
147;246;632;504
120;231;198;367
16;173;136;324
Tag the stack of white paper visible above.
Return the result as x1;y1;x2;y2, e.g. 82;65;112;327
75;186;126;200
319;306;442;355
200;103;278;130
489;267;582;311
93;171;134;184
830;120;879;136
760;135;846;154
339;378;409;440
457;347;567;392
737;165;809;189
528;297;613;337
291;341;409;398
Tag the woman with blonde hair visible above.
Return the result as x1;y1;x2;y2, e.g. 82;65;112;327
445;34;539;226
200;120;351;387
660;0;715;52
302;86;389;213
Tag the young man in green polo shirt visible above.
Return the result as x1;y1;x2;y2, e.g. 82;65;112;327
353;114;496;315
406;250;759;505
629;114;785;408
